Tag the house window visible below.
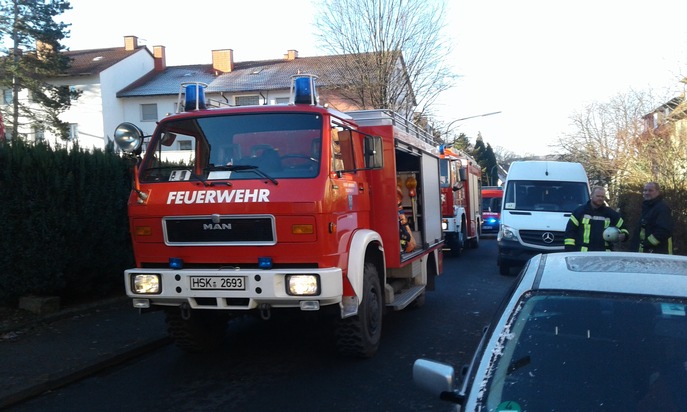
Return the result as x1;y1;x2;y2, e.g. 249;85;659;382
33;125;45;141
141;103;158;121
179;140;192;150
69;123;79;140
235;95;259;106
275;97;289;104
3;89;12;105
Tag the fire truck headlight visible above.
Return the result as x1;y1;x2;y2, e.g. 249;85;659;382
132;274;161;294
286;275;320;296
441;219;448;231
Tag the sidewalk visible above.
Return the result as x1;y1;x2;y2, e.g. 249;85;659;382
0;297;171;409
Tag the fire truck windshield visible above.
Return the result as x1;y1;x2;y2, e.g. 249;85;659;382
139;113;323;182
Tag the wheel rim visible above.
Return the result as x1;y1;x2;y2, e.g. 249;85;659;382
366;283;381;336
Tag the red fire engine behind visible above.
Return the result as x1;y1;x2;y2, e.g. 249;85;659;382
439;147;482;256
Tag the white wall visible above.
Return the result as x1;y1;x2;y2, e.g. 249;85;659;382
101;50;155;146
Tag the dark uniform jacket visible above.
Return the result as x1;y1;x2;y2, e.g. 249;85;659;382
565;201;630;252
632;195;673;254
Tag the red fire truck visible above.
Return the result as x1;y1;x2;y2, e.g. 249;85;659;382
481;186;503;234
439;146;482;256
113;76;443;358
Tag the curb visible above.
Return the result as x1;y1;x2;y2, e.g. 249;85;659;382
0;335;172;409
0;296;129;336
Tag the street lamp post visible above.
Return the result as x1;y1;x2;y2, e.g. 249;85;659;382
444;111;502;142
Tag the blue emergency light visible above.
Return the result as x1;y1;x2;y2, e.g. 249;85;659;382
184;82;207;111
291;74;318;105
258;257;273;270
169;257;184;269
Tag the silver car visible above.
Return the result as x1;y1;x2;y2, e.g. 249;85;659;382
414;252;687;411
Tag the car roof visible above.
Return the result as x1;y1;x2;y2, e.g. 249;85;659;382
519;252;687;298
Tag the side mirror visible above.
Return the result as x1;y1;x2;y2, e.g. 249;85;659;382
363;135;383;169
458;167;467;182
114;122;144;154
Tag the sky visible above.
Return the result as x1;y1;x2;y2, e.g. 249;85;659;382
58;0;687;156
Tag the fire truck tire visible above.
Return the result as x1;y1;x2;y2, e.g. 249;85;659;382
165;307;227;353
499;262;511;276
335;263;383;358
451;224;468;257
469;230;480;248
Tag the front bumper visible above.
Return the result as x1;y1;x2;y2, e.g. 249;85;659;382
497;241;562;266
124;267;343;310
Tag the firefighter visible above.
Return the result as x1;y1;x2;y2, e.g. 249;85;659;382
398;187;416;253
332;129;344;171
632;182;673;254
564;186;629;252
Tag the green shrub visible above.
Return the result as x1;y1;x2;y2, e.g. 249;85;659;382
0;141;134;305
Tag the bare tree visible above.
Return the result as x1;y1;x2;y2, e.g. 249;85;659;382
557;89;660;206
629;90;687;191
314;0;455;119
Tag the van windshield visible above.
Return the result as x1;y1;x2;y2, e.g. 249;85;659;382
503;180;589;212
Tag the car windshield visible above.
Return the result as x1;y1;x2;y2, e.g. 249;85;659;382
503;180;589;212
481;293;687;411
139;113;323;182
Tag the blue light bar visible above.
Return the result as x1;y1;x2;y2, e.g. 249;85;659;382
184;83;207;111
258;257;273;270
169;257;184;269
291;74;318;105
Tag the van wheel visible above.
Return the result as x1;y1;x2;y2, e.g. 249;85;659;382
499;263;510;276
335;263;383;358
165;307;227;353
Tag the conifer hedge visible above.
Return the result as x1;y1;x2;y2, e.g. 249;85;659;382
0;141;134;305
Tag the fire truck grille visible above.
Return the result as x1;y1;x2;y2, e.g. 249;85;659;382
519;230;565;247
163;215;275;245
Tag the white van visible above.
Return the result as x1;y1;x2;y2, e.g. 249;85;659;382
497;161;590;275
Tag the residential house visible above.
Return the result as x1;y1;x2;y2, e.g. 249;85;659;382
1;36;155;149
2;35;415;152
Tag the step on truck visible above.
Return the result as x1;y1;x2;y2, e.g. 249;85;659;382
439;146;482;256
113;76;443;358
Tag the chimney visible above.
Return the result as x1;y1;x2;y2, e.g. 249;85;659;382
124;35;139;51
284;50;298;61
36;40;53;60
153;45;166;71
212;49;234;73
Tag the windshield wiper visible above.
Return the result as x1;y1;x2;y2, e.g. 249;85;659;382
143;166;218;187
205;165;257;172
507;355;531;375
205;165;278;185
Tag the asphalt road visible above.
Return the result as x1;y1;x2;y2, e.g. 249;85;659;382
9;237;517;412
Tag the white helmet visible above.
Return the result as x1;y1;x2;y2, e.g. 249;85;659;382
603;226;621;242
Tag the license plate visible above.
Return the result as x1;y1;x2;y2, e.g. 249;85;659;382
190;276;245;290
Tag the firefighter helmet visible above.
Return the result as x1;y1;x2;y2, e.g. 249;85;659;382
603;226;621;242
